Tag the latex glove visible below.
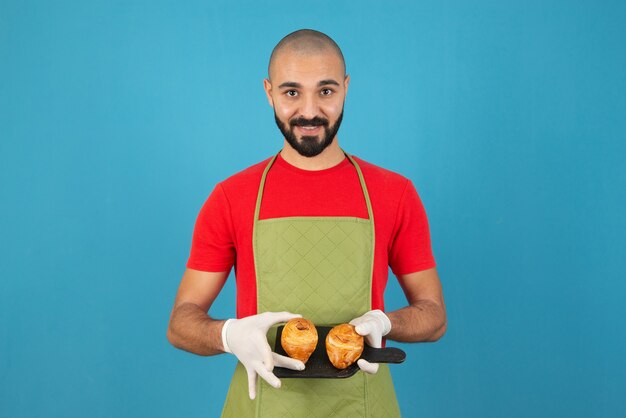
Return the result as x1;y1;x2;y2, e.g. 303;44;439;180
221;311;305;400
349;309;392;374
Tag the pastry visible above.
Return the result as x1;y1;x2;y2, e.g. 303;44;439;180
281;318;318;364
325;324;364;369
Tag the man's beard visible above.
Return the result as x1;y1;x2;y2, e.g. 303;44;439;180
274;110;344;158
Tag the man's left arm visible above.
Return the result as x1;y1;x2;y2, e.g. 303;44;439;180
349;267;446;373
386;267;447;342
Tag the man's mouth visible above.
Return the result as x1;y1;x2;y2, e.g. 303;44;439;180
295;125;322;134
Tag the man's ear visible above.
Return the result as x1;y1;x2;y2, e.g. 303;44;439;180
263;78;274;107
344;74;350;95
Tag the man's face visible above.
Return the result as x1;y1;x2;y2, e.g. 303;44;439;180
264;50;349;157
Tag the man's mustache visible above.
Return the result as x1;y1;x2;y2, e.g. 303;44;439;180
290;116;329;128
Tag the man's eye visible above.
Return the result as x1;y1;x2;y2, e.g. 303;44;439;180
321;89;333;96
286;90;298;97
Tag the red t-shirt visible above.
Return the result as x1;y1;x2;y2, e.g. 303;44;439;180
187;153;436;318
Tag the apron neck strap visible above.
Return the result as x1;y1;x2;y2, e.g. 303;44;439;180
344;152;375;224
253;149;375;223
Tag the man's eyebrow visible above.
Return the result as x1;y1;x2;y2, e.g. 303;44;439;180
278;81;302;89
317;79;340;87
277;79;341;89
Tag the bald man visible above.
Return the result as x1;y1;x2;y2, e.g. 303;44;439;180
167;29;447;417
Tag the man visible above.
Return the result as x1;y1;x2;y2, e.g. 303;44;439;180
167;29;447;417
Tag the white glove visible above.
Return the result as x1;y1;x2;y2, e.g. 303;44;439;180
221;311;305;400
349;309;392;374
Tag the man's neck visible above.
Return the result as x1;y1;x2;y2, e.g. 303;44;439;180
280;140;345;171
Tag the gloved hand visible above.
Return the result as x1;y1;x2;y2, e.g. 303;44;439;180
221;311;305;400
349;309;392;374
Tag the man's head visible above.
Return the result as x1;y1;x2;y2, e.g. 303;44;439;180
264;29;349;158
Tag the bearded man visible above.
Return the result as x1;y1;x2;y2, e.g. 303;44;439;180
167;29;447;417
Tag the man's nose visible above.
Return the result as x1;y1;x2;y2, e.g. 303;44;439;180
298;94;320;119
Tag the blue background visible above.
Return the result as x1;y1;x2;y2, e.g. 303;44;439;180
1;1;625;417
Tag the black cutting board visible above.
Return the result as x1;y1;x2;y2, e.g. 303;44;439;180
273;325;406;379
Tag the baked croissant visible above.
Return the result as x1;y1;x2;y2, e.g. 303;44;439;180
281;318;318;364
325;324;364;369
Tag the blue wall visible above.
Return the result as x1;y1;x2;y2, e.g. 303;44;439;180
1;1;625;417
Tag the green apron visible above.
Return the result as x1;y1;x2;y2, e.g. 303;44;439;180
221;151;401;417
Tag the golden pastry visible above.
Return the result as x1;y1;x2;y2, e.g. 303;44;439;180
325;324;364;369
281;318;318;364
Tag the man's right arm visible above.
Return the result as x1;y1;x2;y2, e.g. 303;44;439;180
166;268;230;356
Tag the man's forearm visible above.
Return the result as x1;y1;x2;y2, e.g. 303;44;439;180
386;299;447;342
167;302;226;356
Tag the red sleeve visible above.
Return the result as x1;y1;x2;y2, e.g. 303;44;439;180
388;180;436;275
186;183;235;272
